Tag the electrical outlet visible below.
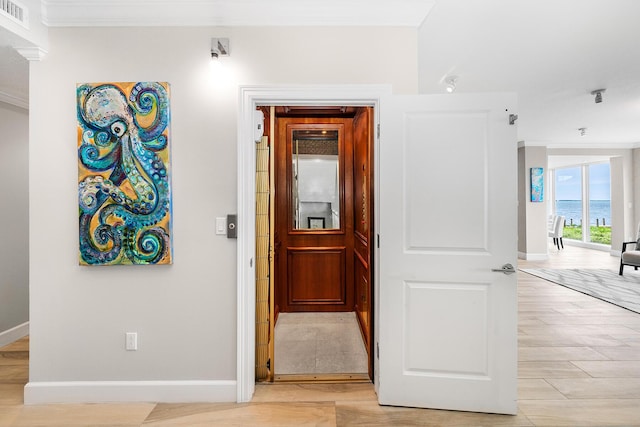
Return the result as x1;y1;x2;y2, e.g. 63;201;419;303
125;332;138;351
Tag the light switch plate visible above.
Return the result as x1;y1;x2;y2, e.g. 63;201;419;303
215;217;226;235
125;332;137;351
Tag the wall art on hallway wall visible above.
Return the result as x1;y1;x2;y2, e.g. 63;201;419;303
530;167;544;202
77;82;173;265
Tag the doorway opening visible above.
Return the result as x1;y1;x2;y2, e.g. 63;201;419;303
240;86;518;412
255;105;375;383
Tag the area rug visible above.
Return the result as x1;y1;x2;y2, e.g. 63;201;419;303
520;268;640;314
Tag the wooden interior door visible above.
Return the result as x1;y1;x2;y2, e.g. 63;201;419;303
275;117;354;312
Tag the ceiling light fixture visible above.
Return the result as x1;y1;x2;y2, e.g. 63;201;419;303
444;76;457;93
590;89;606;104
211;38;230;59
578;127;587;136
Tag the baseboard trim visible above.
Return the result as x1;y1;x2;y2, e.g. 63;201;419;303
24;380;237;405
563;240;611;252
518;252;548;261
0;321;28;348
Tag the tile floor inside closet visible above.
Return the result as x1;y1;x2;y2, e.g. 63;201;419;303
274;312;368;376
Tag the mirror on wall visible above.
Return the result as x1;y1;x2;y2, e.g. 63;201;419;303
291;129;340;230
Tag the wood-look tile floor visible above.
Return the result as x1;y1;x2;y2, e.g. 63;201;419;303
2;245;640;425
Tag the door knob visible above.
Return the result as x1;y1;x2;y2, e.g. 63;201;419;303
491;263;516;275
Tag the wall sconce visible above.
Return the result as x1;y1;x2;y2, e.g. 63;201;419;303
590;89;605;104
444;76;457;93
211;38;230;59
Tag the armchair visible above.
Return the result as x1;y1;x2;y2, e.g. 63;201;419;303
619;225;640;275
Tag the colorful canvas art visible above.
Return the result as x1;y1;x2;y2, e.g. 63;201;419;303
530;167;544;202
77;82;172;265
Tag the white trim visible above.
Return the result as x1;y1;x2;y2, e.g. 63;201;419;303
611;249;622;257
563;239;611;252
0;0;29;28
237;84;390;402
521;141;640;150
43;0;434;27
0;90;28;109
14;46;47;61
0;321;28;347
24;380;236;404
517;251;548;261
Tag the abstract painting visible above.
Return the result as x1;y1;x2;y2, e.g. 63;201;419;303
530;167;544;202
77;82;172;265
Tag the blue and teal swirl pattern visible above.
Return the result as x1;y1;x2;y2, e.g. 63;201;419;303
77;82;172;265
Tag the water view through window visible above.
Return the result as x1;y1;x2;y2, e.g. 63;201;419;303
554;163;611;245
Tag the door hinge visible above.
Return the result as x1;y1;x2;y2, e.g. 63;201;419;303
376;342;380;359
377;234;380;248
267;358;271;371
377;123;380;138
509;114;518;125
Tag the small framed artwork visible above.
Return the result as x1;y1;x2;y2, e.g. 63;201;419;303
530;167;544;202
308;217;325;229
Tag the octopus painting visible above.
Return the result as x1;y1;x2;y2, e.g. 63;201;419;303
77;82;172;265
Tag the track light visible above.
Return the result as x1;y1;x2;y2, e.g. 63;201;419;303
211;38;230;59
444;76;457;93
578;127;587;137
591;89;605;104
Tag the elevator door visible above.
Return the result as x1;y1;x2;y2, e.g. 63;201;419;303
275;117;354;312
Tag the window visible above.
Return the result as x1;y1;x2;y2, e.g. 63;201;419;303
555;166;583;241
553;162;611;246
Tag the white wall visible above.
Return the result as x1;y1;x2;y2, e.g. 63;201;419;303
0;102;29;344
517;146;548;260
632;148;640;238
28;26;417;400
611;156;630;250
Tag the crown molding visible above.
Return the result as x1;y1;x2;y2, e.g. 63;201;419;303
553;142;640;150
15;46;47;61
42;0;435;27
518;140;640;150
0;89;28;109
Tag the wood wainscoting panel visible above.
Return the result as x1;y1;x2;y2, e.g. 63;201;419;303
354;246;370;350
352;106;373;378
275;116;355;313
287;247;347;307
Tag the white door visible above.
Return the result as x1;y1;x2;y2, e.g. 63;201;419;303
377;93;518;414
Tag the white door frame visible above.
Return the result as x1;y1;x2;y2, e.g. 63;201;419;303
236;85;391;402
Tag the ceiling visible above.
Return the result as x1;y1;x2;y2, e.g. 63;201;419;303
417;0;640;148
2;0;639;149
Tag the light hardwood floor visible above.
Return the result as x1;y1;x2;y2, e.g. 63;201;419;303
1;245;640;426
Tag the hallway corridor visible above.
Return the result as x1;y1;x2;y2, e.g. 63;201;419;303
1;247;639;425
